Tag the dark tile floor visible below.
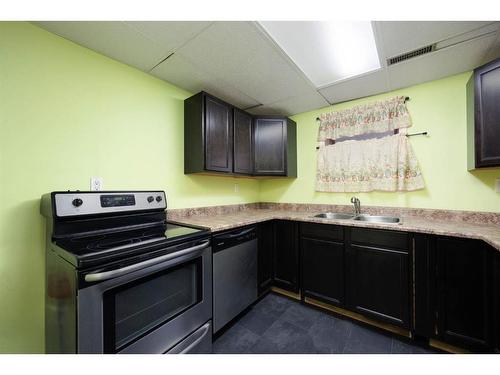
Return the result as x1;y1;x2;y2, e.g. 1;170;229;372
213;293;437;354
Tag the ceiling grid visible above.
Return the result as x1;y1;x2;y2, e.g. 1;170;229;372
34;21;500;116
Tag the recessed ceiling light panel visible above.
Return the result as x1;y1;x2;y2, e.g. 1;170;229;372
259;21;381;88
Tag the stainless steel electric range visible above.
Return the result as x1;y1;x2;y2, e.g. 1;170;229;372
40;191;212;354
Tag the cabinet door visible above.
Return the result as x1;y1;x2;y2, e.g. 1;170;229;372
346;243;410;328
253;118;286;175
257;221;274;295
495;251;500;353
273;220;299;293
301;237;344;306
473;59;500;167
233;109;253;174
204;95;233;172
436;237;492;350
413;234;434;338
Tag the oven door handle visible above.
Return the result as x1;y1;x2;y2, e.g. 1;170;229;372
84;240;210;283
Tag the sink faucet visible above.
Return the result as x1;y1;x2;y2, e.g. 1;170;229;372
350;197;361;215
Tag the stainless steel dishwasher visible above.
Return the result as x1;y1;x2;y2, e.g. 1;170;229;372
212;226;258;333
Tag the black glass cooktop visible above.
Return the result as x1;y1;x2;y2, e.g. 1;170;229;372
55;222;208;260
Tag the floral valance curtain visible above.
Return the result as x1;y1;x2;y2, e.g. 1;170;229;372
316;96;424;193
316;133;425;192
318;96;412;141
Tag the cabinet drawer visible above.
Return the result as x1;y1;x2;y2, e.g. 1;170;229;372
300;222;344;242
351;227;408;252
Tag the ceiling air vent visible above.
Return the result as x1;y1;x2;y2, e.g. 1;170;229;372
387;44;436;66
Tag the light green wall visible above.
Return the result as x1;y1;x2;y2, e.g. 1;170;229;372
259;72;500;212
0;22;260;353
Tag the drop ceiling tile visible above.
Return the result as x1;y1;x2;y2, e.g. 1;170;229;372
34;21;167;71
262;91;330;116
175;21;315;105
319;69;389;104
124;21;213;55
245;105;284;116
375;21;493;59
387;33;497;91
150;53;260;109
483;32;500;64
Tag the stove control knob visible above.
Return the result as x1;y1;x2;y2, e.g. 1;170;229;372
147;196;154;203
72;198;83;207
156;196;162;202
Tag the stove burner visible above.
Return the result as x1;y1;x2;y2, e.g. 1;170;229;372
70;235;106;242
87;237;142;250
142;228;166;238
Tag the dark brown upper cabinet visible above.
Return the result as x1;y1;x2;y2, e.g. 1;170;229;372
233;108;253;175
185;92;233;174
467;57;500;169
184;92;297;177
253;117;297;177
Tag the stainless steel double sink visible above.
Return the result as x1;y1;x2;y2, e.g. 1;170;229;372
313;212;401;224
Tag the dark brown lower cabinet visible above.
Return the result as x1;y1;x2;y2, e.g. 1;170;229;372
252;219;499;353
435;237;492;351
257;221;274;295
301;237;345;306
346;244;410;328
413;234;434;337
495;252;500;353
273;220;299;293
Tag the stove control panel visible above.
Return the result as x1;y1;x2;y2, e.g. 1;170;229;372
100;194;136;208
53;191;166;217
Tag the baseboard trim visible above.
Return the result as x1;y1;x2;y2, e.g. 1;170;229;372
429;339;470;354
270;286;301;301
304;296;411;339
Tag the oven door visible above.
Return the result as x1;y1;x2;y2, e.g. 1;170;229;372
77;239;212;354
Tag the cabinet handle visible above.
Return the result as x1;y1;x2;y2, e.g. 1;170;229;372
412;238;416;330
435;311;439;336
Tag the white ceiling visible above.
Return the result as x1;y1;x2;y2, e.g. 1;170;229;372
35;21;500;116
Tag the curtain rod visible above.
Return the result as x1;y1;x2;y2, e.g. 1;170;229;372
316;96;411;121
314;129;428;150
406;131;428;137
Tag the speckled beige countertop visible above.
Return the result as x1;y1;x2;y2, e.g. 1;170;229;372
170;207;500;251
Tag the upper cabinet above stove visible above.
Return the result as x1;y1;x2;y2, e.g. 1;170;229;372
184;91;297;177
467;57;500;170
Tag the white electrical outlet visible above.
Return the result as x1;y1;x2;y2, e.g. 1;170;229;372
234;183;240;193
91;177;103;191
495;179;500;193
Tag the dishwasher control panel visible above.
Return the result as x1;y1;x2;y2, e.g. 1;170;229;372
212;225;257;252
